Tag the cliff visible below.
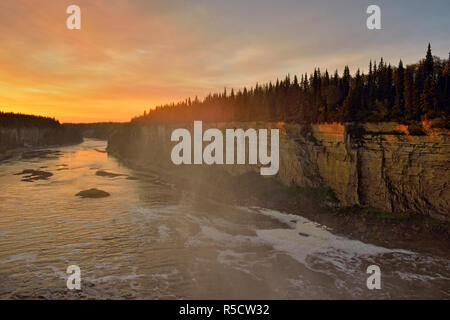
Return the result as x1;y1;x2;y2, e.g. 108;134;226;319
107;121;450;222
0;125;82;160
63;122;124;140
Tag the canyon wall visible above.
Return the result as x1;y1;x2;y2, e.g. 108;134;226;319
107;122;450;221
63;123;125;140
0;126;82;160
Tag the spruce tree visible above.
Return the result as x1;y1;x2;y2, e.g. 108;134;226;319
392;60;405;120
421;76;437;118
424;43;434;79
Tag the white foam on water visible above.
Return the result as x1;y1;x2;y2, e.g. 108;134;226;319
48;265;69;280
157;225;170;243
240;208;427;278
88;273;146;284
216;249;263;279
184;225;259;248
394;271;445;282
130;204;184;220
0;253;37;264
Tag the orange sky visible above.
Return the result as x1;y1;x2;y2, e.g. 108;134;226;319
0;0;449;123
0;0;205;122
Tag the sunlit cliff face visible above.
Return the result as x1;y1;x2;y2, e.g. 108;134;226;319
0;0;449;123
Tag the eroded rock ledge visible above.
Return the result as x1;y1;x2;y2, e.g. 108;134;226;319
0;126;82;161
107;121;450;221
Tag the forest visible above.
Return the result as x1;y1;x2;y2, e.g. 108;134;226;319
0;112;61;128
133;44;450;128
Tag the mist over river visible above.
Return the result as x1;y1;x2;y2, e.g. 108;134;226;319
0;139;449;299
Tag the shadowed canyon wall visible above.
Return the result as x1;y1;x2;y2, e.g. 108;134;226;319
0;126;82;160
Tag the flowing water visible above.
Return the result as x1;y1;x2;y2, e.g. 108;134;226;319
0;139;449;299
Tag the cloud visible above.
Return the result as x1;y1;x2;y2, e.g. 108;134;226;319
0;0;449;122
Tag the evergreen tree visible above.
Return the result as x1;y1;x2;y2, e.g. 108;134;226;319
132;45;449;127
392;60;405;120
421;76;438;118
413;65;425;120
424;43;434;79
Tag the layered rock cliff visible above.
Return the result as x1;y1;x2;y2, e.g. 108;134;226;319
0;125;82;160
63;123;124;140
107;121;450;221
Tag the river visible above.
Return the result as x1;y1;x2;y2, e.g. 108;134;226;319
0;139;448;299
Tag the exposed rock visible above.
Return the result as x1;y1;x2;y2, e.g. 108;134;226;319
0;126;82;158
95;170;125;178
298;232;310;237
21;150;62;160
107;121;450;221
76;188;110;198
15;169;53;182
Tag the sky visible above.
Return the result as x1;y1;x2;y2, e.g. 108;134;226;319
0;0;449;123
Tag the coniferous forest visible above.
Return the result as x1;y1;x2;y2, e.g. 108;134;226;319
133;44;450;128
0;112;61;128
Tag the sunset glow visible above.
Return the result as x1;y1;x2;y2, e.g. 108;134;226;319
0;0;449;123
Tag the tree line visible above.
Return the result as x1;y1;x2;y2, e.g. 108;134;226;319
133;44;450;128
0;112;61;128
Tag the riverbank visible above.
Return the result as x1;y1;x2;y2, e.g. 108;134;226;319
221;171;450;259
106;121;450;258
107;148;450;260
2;139;448;299
107;121;450;222
0;126;83;162
0;141;83;163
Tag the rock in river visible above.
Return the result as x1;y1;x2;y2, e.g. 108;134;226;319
95;170;125;178
15;169;53;182
76;188;110;198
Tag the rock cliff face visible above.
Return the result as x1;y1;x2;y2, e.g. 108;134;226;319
63;123;124;140
107;122;450;221
0;126;82;160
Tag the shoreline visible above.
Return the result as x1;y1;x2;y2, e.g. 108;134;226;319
235;189;450;259
225;173;450;259
0;139;85;163
108;150;450;259
3;141;448;260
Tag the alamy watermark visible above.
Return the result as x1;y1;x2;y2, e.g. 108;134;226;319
66;265;81;290
367;5;381;30
366;265;381;290
66;5;81;30
170;121;280;176
66;5;382;31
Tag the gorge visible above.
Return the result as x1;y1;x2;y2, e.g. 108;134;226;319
107;121;450;222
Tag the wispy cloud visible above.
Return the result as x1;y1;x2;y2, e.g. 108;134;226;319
0;0;449;122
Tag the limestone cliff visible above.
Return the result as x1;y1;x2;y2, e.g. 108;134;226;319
0;126;82;160
107;121;450;221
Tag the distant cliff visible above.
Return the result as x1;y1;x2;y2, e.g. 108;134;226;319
107;121;450;222
0;125;82;160
63;123;124;140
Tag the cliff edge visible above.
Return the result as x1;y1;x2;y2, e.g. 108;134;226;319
107;121;450;222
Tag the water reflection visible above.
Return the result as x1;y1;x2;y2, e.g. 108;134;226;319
0;139;448;299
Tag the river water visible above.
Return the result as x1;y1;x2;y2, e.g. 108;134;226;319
0;139;448;299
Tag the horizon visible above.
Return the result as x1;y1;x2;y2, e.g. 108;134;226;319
1;46;446;125
0;0;449;123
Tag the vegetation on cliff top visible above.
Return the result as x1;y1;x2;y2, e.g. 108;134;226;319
0;112;82;154
133;44;450;128
0;111;61;128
